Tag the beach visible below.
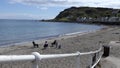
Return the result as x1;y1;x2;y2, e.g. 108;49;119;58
0;26;120;68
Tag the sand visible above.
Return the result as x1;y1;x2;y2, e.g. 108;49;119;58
0;26;120;68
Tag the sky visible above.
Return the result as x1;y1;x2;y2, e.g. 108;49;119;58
0;0;120;20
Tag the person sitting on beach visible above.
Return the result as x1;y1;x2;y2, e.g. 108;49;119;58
51;40;58;48
32;41;39;48
43;41;48;50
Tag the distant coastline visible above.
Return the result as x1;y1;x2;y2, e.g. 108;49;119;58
41;7;120;25
41;19;120;25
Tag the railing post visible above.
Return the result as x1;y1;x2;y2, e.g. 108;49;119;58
32;52;41;68
89;54;93;68
92;53;97;68
32;60;39;68
76;51;80;68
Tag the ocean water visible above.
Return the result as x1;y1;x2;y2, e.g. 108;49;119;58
0;19;102;46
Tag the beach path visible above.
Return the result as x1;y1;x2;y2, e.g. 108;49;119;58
99;56;120;68
105;56;120;68
101;41;120;68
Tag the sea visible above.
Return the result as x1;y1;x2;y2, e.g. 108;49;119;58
0;19;103;46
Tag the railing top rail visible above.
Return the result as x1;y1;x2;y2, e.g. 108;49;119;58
0;47;102;62
0;55;35;62
80;47;102;55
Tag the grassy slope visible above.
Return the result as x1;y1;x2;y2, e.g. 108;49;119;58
54;7;120;22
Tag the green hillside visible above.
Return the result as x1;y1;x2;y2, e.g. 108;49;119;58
53;7;120;24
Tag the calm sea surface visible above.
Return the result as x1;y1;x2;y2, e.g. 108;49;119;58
0;19;102;46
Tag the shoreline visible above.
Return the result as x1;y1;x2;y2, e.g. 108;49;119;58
0;25;109;55
0;26;104;47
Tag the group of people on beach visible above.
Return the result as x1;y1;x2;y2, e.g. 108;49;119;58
32;40;61;50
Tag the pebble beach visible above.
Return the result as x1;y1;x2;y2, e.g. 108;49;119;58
0;26;120;68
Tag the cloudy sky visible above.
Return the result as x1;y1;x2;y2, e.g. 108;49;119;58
0;0;120;20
